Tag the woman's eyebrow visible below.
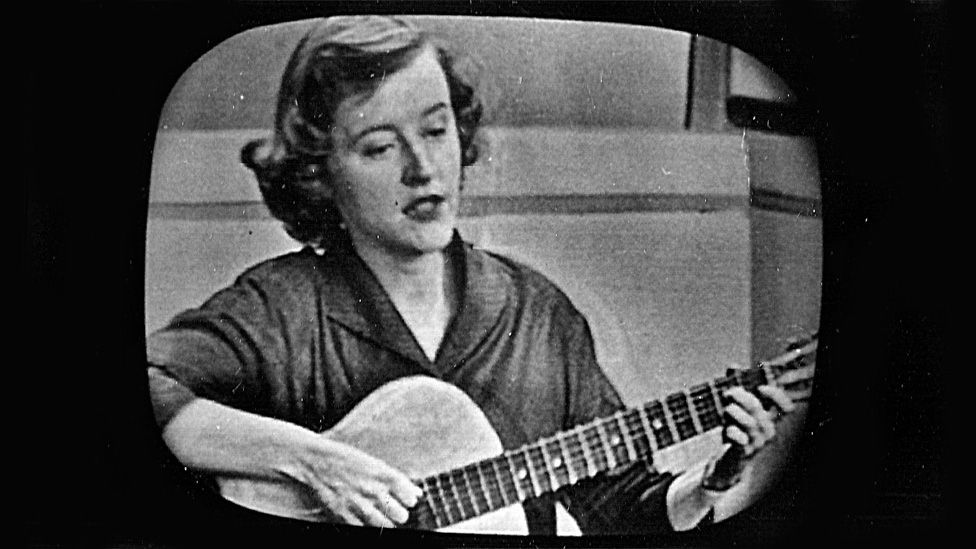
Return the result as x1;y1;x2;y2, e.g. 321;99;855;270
421;102;450;118
351;102;451;144
351;123;397;145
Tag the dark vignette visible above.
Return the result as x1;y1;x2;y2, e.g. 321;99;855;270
26;1;948;547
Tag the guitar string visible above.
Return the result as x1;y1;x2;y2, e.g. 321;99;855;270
426;402;725;523
470;403;707;508
483;390;728;503
414;361;809;525
421;405;693;517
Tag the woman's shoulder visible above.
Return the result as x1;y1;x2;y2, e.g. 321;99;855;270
237;247;320;280
469;244;583;317
227;247;333;301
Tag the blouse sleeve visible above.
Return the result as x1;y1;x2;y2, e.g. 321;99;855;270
556;308;681;536
145;274;290;428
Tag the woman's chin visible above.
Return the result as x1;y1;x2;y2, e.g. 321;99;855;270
405;217;456;251
375;222;454;258
409;230;454;255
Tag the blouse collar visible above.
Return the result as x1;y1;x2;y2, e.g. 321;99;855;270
313;230;511;374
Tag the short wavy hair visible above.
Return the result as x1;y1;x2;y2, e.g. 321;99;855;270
241;16;484;247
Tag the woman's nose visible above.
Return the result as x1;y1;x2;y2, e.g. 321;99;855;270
402;139;434;187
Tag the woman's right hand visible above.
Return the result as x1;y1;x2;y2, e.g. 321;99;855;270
280;436;424;527
160;398;423;528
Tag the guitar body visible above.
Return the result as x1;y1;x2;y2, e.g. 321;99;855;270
217;376;581;535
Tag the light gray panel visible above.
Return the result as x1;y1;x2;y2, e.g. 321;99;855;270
144;218;300;333
467;211;751;406
750;210;822;363
157;16;690;131
149;129;748;204
145;211;751;408
730;47;797;104
746;133;821;200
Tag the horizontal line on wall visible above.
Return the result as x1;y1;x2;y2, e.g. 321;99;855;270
148;194;753;221
462;194;748;216
750;188;822;217
150;201;271;221
149;192;821;221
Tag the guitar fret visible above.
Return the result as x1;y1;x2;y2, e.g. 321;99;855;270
637;406;659;452
584;423;610;471
595;420;618;470
539;440;560;491
486;460;505;511
431;474;455;526
446;471;473;520
661;399;681;444
489;457;512;507
575;426;597;477
461;466;483;516
506;452;528;502
420;478;445;528
760;363;774;387
555;433;579;485
646;400;676;448
544;438;571;489
667;392;699;440
479;460;501;512
603;415;628;466
522;448;543;497
683;391;705;435
531;446;555;493
714;375;736;406
615;411;638;462
623;410;651;457
691;383;722;431
704;381;722;427
707;379;727;422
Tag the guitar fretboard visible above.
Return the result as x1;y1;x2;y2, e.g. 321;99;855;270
409;342;815;530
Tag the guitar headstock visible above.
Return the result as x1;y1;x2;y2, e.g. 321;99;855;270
762;333;817;402
717;333;817;402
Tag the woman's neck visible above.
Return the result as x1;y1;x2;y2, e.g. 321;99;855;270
349;234;458;361
351;238;450;303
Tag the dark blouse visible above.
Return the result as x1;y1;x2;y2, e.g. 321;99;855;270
146;232;676;535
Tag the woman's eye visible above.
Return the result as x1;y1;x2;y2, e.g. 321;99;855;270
424;127;447;138
363;143;394;158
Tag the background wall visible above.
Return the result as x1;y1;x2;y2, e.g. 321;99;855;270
146;16;821;409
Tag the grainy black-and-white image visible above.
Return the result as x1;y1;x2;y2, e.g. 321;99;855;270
144;14;821;537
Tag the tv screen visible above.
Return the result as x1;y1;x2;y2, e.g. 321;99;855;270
26;2;946;547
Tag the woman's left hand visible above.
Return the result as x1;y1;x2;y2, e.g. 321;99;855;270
665;383;797;529
722;385;795;457
703;385;796;489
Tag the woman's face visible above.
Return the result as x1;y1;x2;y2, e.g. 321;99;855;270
326;46;463;259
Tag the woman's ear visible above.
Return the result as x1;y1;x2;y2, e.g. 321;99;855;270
300;163;334;198
314;176;335;200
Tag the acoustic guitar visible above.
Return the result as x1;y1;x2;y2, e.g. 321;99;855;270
216;335;817;535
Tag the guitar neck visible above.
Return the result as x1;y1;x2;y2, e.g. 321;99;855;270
411;339;817;530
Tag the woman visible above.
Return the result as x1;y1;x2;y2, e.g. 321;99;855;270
147;15;794;535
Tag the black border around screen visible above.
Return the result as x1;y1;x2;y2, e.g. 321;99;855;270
26;1;948;547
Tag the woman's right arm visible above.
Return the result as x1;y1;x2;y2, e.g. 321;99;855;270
161;396;422;527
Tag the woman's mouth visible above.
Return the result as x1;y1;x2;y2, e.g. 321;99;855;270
402;195;446;221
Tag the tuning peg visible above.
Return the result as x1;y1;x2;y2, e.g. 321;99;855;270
786;331;818;351
725;362;748;377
